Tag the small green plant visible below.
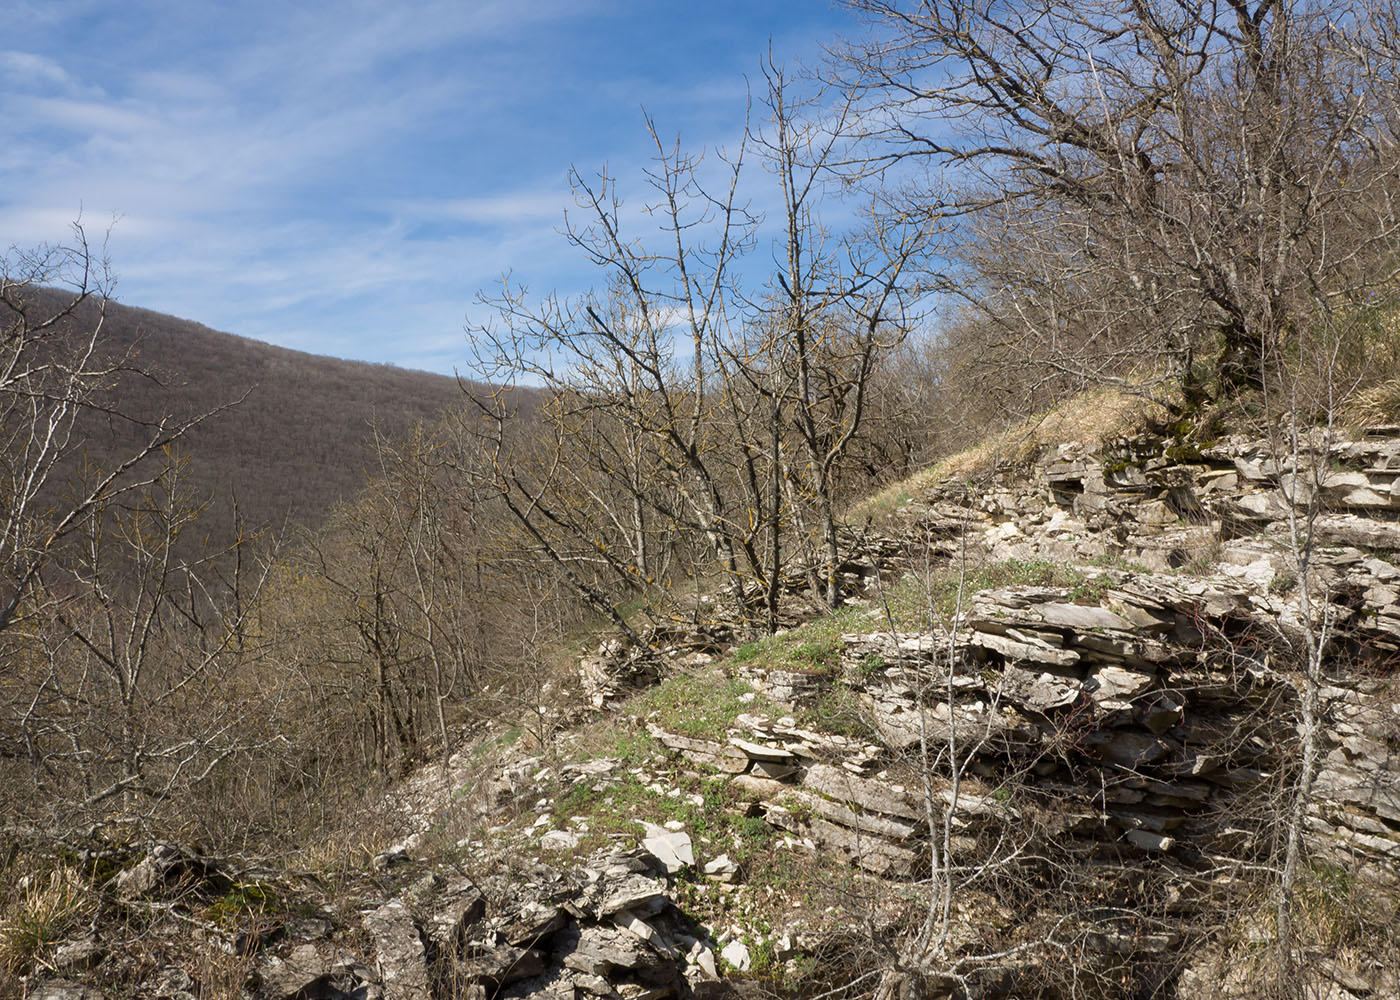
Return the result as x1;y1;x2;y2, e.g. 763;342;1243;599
731;814;773;859
1090;551;1151;574
1296;861;1366;948
778;792;815;825
639;669;769;741
471;724;523;759
748;935;779;975
206;882;283;925
1067;576;1114;605
787;637;841;673
730;641;764;663
1269;569;1298;595
857;653;887;679
726;604;872;674
611;730;660;765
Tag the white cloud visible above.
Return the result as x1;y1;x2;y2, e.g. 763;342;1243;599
15;95;157;136
392;191;571;227
0;50;75;90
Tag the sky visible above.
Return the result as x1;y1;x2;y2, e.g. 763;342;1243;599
0;1;861;374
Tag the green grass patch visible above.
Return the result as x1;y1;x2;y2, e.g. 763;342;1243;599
722;603;877;674
637;669;772;741
900;558;1109;621
205;882;283;925
552;768;777;870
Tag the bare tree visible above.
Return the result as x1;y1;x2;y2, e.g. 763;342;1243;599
7;452;274;837
751;56;939;608
839;0;1400;400
1;224;218;637
469;118;777;624
470;72;935;628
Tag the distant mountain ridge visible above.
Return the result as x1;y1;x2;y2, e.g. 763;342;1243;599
60;291;474;538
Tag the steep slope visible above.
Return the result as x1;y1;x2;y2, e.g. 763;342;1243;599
10;419;1400;1000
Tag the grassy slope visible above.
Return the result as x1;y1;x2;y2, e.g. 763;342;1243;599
852;386;1165;520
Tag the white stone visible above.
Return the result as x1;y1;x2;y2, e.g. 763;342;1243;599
693;945;718;978
540;830;580;851
1219;558;1275;588
612;908;658;943
703;854;738;878
721;940;752;971
639;823;694;874
1125;829;1175;852
729;737;795;761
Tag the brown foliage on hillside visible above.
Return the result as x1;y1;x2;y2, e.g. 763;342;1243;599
32;287;472;538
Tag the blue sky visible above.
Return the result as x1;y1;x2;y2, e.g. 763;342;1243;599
1;1;860;374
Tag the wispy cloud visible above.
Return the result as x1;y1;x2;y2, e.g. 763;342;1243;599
0;50;77;90
0;0;854;373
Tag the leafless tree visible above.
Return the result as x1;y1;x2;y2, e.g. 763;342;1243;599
470;71;936;630
5;452;275;839
469;116;774;622
839;0;1400;401
1;224;224;637
751;56;939;608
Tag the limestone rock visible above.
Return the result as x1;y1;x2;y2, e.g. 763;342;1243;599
362;899;431;1000
557;924;658;977
30;984;108;1000
802;763;923;822
639;824;693;875
426;882;486;951
646;725;750;773
720;940;751;972
252;943;365;1000
541;830;581;851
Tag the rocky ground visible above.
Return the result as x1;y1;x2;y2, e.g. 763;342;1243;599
11;424;1400;999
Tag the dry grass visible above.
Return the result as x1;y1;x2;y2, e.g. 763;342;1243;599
188;944;258;1000
0;865;95;979
1339;377;1400;429
853;387;1166;518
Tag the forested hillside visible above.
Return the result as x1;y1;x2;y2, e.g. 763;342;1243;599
44;288;472;536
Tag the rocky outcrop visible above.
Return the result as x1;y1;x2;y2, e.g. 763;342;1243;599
17;426;1400;1000
580;625;735;708
888;427;1400;586
643;426;1400;993
241;847;725;1000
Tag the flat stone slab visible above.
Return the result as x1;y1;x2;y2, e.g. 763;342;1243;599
639;824;693;875
728;737;797;762
802;763;923;822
